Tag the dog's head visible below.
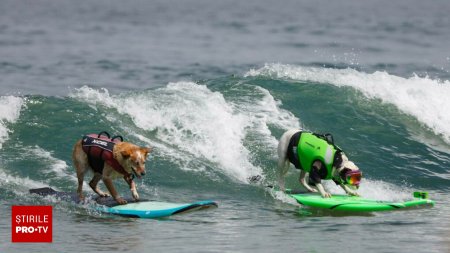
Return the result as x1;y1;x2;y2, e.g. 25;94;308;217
334;153;362;187
120;146;152;178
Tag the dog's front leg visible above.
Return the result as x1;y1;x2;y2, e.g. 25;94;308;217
316;183;331;198
89;173;110;197
103;176;127;205
131;184;139;201
124;176;139;201
299;171;318;193
340;184;359;196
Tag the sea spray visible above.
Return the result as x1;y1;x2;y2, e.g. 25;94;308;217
0;96;24;149
246;64;450;144
71;82;301;183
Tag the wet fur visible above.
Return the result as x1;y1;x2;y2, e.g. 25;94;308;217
73;140;152;205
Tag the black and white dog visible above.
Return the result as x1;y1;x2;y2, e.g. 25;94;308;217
277;129;362;198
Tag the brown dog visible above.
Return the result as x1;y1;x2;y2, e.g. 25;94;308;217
72;132;152;205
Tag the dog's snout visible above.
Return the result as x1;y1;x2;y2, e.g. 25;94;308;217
141;171;146;176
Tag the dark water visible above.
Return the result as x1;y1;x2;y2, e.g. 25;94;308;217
1;0;450;252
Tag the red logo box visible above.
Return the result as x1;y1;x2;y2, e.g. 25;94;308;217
11;206;52;243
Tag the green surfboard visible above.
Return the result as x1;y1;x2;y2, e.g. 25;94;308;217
287;190;434;212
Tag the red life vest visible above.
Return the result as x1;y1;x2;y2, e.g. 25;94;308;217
81;133;131;178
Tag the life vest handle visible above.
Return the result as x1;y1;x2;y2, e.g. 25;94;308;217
323;133;334;145
97;131;111;139
312;132;334;144
111;135;124;142
312;132;342;152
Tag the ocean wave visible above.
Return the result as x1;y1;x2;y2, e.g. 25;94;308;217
246;63;450;144
70;82;299;183
29;145;76;182
0;169;48;195
0;96;24;149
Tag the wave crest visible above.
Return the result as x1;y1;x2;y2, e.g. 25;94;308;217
246;63;450;144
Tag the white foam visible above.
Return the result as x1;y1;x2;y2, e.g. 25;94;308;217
0;145;73;197
71;83;299;183
323;179;411;201
29;145;77;182
270;189;300;205
231;85;300;157
271;179;413;208
246;63;450;144
271;179;414;204
0;96;24;149
0;169;47;195
131;132;209;172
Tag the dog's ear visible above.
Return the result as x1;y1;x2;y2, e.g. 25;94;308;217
121;150;131;159
141;147;152;157
333;151;343;168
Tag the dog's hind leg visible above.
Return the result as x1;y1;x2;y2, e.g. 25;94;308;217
277;159;290;191
277;132;293;191
89;173;109;197
74;163;87;201
76;172;85;200
74;163;88;201
73;140;89;201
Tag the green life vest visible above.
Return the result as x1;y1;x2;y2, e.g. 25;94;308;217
297;132;339;180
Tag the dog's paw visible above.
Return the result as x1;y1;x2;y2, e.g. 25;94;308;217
78;194;85;202
132;191;139;201
115;197;128;205
322;192;332;198
348;191;360;197
308;188;318;193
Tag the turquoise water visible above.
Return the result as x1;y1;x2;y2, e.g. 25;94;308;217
1;0;450;252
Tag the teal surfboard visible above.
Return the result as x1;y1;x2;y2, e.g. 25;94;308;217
30;187;218;218
286;189;434;212
97;200;217;218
